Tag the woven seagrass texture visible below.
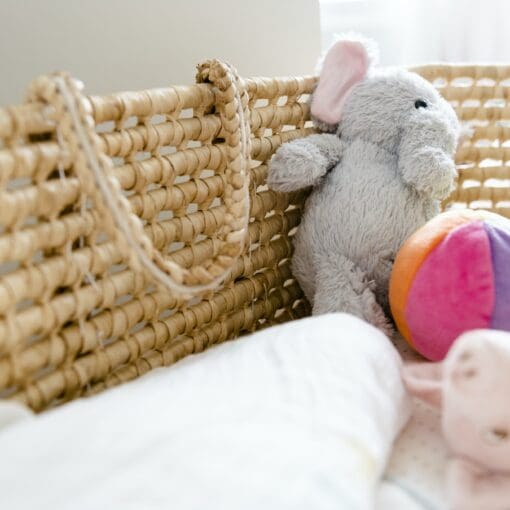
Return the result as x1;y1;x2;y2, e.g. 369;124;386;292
0;62;315;411
1;63;509;412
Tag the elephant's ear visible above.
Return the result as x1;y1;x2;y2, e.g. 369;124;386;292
311;38;373;127
401;362;443;408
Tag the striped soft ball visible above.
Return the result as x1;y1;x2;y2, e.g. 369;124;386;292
389;209;510;361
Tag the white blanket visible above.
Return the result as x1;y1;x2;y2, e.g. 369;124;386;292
0;314;410;510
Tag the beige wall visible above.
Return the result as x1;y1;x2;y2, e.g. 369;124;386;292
0;0;320;105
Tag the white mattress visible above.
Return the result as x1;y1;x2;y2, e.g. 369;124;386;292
0;314;447;510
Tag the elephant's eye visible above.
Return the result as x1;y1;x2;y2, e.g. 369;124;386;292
415;99;428;109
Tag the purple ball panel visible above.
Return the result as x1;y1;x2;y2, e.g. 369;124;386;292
484;221;510;331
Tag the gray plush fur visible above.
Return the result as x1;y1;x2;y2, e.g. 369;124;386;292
267;57;460;334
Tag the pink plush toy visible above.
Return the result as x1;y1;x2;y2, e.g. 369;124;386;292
402;329;510;510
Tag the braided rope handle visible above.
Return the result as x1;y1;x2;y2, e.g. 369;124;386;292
26;60;251;299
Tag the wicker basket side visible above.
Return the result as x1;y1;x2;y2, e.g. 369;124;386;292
3;63;510;412
0;67;315;411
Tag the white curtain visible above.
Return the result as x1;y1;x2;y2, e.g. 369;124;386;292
320;0;510;65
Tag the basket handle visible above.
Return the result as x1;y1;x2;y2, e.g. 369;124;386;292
26;61;251;299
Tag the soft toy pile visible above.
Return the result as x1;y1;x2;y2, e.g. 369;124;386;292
269;35;510;509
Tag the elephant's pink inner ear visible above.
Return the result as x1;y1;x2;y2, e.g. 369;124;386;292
311;40;368;125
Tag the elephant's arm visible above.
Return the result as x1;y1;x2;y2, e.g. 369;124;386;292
399;146;457;200
267;134;343;192
398;113;458;200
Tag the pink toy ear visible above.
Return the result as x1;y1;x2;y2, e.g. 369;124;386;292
311;39;370;125
402;362;443;408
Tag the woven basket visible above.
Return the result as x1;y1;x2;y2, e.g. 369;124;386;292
0;62;508;412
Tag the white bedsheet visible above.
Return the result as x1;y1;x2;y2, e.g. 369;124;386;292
378;398;447;510
374;334;448;510
0;313;409;510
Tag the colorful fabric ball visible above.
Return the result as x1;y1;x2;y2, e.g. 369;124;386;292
390;209;510;361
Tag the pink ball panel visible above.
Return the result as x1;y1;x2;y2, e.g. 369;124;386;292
405;221;494;360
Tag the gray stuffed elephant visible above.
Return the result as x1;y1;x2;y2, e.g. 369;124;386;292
267;36;460;334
